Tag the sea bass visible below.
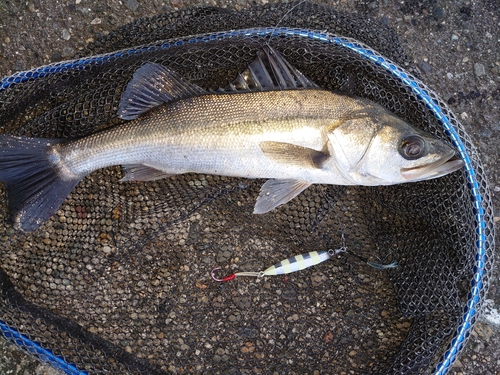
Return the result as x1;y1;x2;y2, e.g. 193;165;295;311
0;46;462;232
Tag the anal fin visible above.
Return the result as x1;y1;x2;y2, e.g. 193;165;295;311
120;164;173;182
253;179;311;214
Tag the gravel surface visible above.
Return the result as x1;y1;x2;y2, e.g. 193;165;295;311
0;0;498;374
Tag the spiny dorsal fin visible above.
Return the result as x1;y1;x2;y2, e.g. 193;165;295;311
219;45;319;93
118;63;206;120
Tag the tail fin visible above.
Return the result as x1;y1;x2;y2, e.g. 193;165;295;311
0;135;81;232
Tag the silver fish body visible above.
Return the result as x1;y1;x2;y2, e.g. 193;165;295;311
0;46;463;231
57;89;392;185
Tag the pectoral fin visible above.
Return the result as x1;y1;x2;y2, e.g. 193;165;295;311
120;164;173;182
260;141;330;168
253;179;311;214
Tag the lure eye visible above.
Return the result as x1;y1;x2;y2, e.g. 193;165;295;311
399;135;427;160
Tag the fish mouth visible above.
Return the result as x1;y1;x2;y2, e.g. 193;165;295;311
401;152;464;181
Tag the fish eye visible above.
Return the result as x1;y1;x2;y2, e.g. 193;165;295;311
399;135;428;160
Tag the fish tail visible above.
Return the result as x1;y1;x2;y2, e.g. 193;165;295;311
0;135;81;232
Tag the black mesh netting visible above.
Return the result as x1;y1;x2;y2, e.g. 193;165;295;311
0;1;495;374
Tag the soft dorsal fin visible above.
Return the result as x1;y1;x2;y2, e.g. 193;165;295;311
220;45;319;93
118;63;206;120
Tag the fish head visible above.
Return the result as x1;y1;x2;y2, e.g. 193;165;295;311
328;106;463;185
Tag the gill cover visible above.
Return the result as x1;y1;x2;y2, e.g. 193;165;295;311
327;109;382;184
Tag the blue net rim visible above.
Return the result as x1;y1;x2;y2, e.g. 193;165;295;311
0;27;489;375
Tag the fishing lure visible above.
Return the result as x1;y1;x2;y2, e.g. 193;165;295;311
210;248;397;282
211;248;345;282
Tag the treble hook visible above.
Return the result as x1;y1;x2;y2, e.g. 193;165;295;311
211;267;236;282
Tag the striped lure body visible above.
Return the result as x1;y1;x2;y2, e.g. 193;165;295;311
210;247;396;282
211;248;345;282
260;249;334;276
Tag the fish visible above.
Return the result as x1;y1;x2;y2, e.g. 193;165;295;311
0;46;463;232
